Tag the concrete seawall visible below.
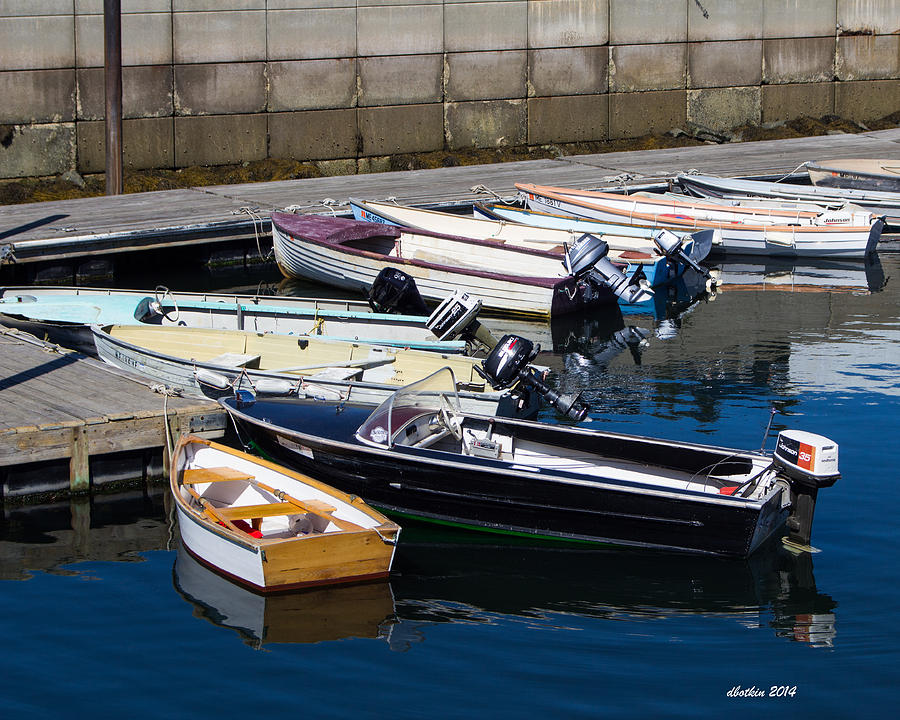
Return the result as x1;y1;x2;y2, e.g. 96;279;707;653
1;0;898;180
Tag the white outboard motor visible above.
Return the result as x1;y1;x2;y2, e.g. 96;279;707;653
653;229;715;283
773;430;840;550
426;291;498;353
565;233;654;305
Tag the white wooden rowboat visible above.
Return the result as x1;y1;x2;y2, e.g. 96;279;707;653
517;183;883;259
271;212;652;318
171;434;400;592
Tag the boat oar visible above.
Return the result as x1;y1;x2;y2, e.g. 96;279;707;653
246;478;365;532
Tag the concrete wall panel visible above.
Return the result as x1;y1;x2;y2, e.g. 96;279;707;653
761;82;835;124
528;0;608;48
267;8;356;61
268;108;358;160
610;0;686;45
174;114;267;166
0;15;74;70
173;11;266;64
75;12;172;67
838;0;900;35
689;40;762;89
763;0;837;39
445;2;527;52
269;59;357;111
174;63;266;116
0;69;75;123
358;4;443;56
609;89;687;139
4;1;73;15
609;43;685;92
0;123;74;178
688;0;763;42
529;46;608;96
359;103;444;155
836;34;900;81
527;94;608;144
445;99;526;149
76;117;175;173
688;86;761;131
763;37;835;84
834;79;900;121
446;51;526;102
360;54;442;106
77;66;173;120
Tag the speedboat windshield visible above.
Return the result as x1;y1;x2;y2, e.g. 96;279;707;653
356;367;462;448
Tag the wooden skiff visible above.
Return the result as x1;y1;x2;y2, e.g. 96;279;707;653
517;183;883;258
170;434;400;592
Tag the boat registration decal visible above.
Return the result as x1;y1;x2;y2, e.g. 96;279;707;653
277;435;314;459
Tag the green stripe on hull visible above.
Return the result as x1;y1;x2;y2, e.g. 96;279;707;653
381;507;614;547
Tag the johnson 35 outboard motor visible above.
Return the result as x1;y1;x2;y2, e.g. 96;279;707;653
653;229;716;285
368;267;429;316
565;234;654;305
477;334;590;422
772;430;840;552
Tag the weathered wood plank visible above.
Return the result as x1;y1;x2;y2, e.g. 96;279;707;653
0;329;224;480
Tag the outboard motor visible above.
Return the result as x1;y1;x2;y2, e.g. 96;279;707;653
368;267;429;316
653;229;716;284
426;290;499;353
773;430;840;550
565;234;654;305
477;334;590;422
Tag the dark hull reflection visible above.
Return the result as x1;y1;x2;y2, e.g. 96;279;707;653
173;544;397;648
0;488;169;581
712;254;887;294
388;528;837;648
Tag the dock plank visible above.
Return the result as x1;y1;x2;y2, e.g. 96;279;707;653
1;130;897;263
0;329;224;484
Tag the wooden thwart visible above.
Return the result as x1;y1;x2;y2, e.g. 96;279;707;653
183;466;253;484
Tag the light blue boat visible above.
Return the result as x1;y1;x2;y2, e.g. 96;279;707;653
0;286;467;355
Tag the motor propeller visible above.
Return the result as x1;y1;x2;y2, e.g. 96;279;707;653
476;334;590;422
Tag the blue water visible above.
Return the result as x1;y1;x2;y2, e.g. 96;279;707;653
1;247;898;717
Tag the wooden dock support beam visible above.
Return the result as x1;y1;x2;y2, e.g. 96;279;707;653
70;424;90;493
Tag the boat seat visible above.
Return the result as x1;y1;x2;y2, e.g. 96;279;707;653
184;466;254;484
207;352;261;368
217;502;302;521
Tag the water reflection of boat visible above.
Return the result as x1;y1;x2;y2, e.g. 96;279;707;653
388;530;838;648
712;254;887;294
173;544;397;648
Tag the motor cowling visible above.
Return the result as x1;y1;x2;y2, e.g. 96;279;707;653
368;266;429;316
773;430;840;489
426;290;498;353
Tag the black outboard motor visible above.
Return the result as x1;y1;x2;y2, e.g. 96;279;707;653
653;229;716;284
368;267;429;316
477;334;590;422
426;290;499;354
565;234;654;304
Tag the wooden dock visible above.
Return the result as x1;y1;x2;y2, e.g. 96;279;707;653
0;328;224;499
2;129;898;266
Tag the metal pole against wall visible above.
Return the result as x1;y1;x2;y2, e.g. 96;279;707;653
104;0;123;195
